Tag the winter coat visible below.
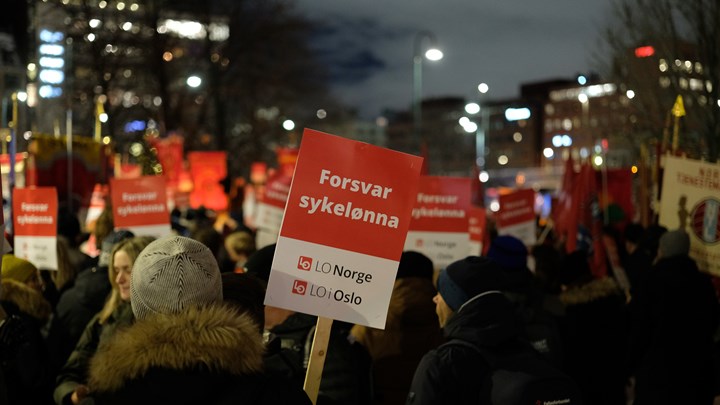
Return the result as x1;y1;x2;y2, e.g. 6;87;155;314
265;312;372;405
559;277;628;405
54;302;134;405
406;291;522;405
83;305;311;405
1;279;54;404
629;255;718;405
50;264;110;367
351;277;443;405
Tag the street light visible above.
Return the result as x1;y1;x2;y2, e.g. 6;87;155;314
412;31;443;148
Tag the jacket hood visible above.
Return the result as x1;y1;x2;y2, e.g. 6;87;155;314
443;291;520;347
0;279;51;322
389;277;438;325
87;304;264;393
559;277;621;306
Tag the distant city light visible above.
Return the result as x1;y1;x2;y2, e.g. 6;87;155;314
99;113;109;123
459;117;470;126
186;76;202;88
87;33;96;42
578;93;589;103
89;19;101;28
593;155;604;166
631;165;638;174
39;70;64;84
16;92;27;102
282;120;295;131
504;107;531;121
130;3;139;11
552;135;563;147
490;201;500;212
316;109;327;119
478;83;489;94
498;155;508;165
102;136;111;145
122;22;133;31
376;116;388;127
39;30;63;43
543;148;554;158
39;44;64;56
38;85;62;98
626;90;636;99
513;132;522;142
23;131;32;141
39;56;64;69
463;121;478;133
577;75;587;85
479;171;489;183
425;48;443;61
117;2;126;10
99;0;107;8
465;103;480;114
27;63;36;72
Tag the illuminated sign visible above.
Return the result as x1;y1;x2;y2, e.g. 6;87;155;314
634;46;655;58
38;29;65;98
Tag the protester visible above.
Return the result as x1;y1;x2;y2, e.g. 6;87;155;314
557;250;628;405
56;208;92;272
245;244;373;405
84;236;311;404
487;235;564;365
621;222;653;298
407;256;519;403
350;251;443;405
628;229;718;405
1;269;54;404
54;236;154;405
221;272;266;329
224;230;256;273
2;254;43;292
49;230;134;368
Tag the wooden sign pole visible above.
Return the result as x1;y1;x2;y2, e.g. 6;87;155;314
303;316;334;405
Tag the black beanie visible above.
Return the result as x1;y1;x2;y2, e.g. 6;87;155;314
244;244;276;283
437;256;505;311
396;251;434;280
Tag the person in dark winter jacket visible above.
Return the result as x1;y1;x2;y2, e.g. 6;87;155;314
1;278;54;404
407;256;526;404
54;237;154;405
558;251;628;405
49;230;134;367
350;251;443;405
245;244;372;405
628;229;718;405
84;236;311;405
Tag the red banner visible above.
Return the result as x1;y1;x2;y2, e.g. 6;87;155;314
110;176;171;236
188;151;228;211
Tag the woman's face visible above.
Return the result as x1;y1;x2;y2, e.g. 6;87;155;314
114;250;133;301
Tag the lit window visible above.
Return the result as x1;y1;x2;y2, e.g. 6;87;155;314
545;104;554;115
117;2;126;10
513;132;522;142
695;62;703;74
562;118;572;131
679;78;688;89
659;59;667;72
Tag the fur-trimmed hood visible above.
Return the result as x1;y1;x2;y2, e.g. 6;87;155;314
87;304;264;393
559;277;621;306
0;279;51;322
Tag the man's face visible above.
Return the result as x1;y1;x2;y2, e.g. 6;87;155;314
433;292;454;328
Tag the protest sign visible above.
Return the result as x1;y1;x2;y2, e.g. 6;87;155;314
265;129;423;329
255;172;292;249
13;187;58;269
497;188;537;246
404;176;471;269
659;155;720;275
110;176;171;237
468;206;486;256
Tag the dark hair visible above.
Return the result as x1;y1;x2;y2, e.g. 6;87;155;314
191;226;222;257
221;272;267;331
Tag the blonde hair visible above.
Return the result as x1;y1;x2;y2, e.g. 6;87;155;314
225;231;256;257
98;236;155;324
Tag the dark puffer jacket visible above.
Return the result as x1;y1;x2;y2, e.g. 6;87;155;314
406;292;521;404
82;305;311;405
264;312;372;405
629;255;718;405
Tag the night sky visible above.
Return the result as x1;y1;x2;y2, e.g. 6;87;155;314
294;0;613;119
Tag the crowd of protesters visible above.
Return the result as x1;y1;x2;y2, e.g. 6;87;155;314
0;200;719;405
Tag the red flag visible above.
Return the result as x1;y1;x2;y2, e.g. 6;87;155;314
419;141;430;175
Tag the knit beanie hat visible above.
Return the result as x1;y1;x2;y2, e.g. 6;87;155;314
244;244;276;283
658;229;690;259
131;235;222;320
487;235;528;271
437;256;505;312
1;254;38;283
396;251;434;280
98;229;135;267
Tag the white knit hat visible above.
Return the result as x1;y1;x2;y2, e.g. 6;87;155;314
131;235;222;320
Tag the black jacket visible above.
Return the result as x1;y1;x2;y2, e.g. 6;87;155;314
265;313;372;405
629;255;718;405
49;262;110;367
82;305;310;405
407;291;521;405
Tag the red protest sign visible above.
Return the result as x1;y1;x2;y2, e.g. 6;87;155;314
497;188;537;246
110;176;171;237
266;129;423;329
13;187;58;269
408;176;471;232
